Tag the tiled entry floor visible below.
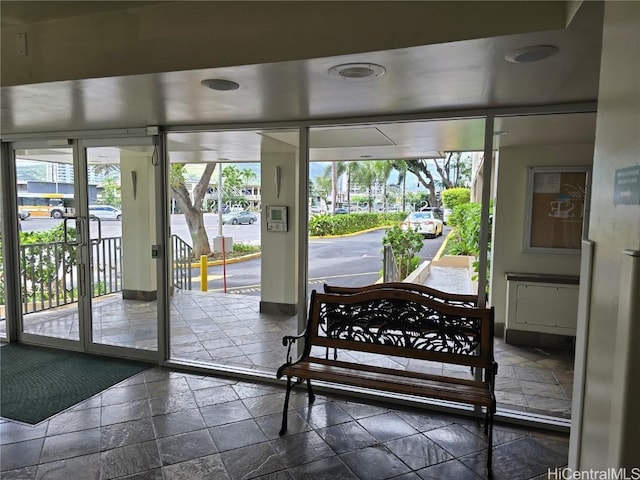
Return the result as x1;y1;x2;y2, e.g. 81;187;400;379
0;366;569;480
5;287;575;420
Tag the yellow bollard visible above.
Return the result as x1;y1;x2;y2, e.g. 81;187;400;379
200;255;208;292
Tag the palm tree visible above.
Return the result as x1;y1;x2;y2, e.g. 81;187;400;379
352;162;377;212
373;161;394;212
344;161;361;212
240;167;257;188
391;160;408;211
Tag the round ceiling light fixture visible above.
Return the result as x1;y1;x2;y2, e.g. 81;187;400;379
201;78;240;91
505;45;559;64
328;63;386;80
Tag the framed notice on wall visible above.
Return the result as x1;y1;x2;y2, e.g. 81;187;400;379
524;166;590;254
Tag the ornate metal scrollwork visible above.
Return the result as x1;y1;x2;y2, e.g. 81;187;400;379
320;298;481;355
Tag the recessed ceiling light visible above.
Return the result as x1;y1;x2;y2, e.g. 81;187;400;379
201;79;240;91
328;63;386;80
505;45;559;64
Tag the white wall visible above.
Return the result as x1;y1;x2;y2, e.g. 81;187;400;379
491;144;594;328
577;1;640;469
260;135;298;311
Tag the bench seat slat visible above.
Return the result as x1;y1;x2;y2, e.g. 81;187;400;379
281;360;493;408
307;356;485;388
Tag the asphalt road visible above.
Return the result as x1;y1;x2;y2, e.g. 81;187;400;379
20;214;449;298
204;228;449;297
19;213;260;246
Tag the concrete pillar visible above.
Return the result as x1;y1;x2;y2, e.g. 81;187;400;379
573;1;640;469
259;135;298;315
120;150;157;300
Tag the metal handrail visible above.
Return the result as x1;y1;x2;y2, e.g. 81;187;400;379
171;234;192;291
19;237;124;313
16;235;195;314
383;244;400;283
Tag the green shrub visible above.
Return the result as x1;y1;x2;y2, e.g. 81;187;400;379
445;202;492;293
441;187;471;210
308;212;405;237
382;225;424;279
232;242;260;255
446;203;481;256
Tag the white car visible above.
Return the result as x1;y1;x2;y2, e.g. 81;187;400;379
401;211;443;238
89;205;122;220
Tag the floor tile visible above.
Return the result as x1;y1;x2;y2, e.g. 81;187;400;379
357;412;419;443
163;454;230;480
209;419;268;452
100;440;162;479
316;421;378;454
220;442;285;479
156;429;217;466
340;444;412;480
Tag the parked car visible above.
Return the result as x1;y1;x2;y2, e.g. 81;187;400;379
334;207;349;214
401;211;443;238
222;211;257;225
420;206;444;218
18;209;30;220
89;205;122;220
443;208;452;225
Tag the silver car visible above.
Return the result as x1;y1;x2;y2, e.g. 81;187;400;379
222;211;257;225
89;205;122;220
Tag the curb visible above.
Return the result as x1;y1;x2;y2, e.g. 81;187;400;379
189;252;262;268
310;225;393;239
433;228;454;262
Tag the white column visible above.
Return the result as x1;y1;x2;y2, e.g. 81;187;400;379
121;150;157;300
259;135;298;315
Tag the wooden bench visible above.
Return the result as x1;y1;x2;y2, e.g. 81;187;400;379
276;288;497;477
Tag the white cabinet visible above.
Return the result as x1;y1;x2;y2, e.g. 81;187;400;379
506;273;579;336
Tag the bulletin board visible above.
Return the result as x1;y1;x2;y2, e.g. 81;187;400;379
524;167;589;253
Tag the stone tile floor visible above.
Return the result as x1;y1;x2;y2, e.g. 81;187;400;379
0;365;569;480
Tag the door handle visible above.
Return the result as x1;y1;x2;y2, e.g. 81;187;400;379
63;216;84;246
91;217;102;245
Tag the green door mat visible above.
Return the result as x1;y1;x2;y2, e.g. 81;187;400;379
0;343;152;424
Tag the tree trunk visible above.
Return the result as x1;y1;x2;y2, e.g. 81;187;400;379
170;163;217;258
331;161;338;214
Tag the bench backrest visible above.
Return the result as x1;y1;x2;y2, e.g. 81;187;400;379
306;289;494;370
323;282;478;307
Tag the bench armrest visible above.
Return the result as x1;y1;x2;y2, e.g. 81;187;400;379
282;331;306;364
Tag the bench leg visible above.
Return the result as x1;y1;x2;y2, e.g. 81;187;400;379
487;409;494;478
306;378;315;404
279;377;293;436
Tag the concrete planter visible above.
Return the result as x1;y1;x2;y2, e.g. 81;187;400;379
432;255;478;294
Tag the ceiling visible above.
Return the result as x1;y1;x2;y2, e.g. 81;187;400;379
1;1;603;162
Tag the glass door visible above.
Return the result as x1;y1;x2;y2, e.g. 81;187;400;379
13;146;82;346
83;141;159;357
11;138;160;360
